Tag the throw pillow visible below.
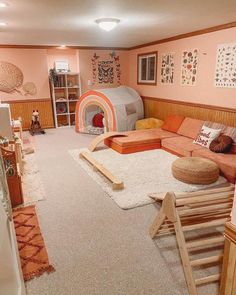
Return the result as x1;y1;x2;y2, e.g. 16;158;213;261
161;115;185;133
209;135;233;153
193;126;222;148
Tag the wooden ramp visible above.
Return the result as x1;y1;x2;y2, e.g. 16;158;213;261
80;151;124;190
149;184;235;295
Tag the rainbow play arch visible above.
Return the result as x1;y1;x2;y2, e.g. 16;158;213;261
75;86;144;134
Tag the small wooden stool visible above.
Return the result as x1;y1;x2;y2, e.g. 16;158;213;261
172;157;219;184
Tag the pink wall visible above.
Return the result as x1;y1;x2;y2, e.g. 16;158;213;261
0;49;50;101
78;49;129;92
128;27;236;109
0;48;129;102
46;49;129;93
46;49;79;73
1;27;235;108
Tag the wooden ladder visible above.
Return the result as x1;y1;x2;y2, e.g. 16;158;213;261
149;185;235;295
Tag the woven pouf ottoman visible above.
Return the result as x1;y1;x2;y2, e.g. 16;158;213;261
172;157;220;184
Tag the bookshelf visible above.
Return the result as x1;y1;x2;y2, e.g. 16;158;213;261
50;72;81;128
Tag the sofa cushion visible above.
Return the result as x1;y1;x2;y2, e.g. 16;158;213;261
204;121;225;130
223;126;236;144
162;115;185;133
110;128;178;147
177;117;204;139
192;148;236;179
161;136;204;157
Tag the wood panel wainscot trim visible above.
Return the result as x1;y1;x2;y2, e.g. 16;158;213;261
6;98;55;130
142;96;236;127
220;222;236;295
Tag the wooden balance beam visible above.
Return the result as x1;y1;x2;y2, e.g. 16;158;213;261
79;151;124;190
149;184;235;295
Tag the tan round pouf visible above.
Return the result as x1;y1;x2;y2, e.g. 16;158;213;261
172;157;220;184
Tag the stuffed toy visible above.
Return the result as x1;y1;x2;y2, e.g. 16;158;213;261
30;110;45;135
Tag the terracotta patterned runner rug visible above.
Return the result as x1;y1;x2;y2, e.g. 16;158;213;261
13;205;55;281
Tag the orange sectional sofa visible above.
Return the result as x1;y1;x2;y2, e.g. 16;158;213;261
104;116;236;183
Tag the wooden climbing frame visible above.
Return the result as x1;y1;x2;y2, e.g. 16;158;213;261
149;184;235;295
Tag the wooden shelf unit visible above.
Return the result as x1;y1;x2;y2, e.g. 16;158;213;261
50;72;81;128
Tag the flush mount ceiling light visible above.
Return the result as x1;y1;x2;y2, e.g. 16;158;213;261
95;18;120;32
0;22;7;26
0;2;8;8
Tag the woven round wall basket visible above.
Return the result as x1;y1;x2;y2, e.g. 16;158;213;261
172;157;220;185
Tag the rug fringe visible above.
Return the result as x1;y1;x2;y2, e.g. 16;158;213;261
24;264;55;282
13;205;35;212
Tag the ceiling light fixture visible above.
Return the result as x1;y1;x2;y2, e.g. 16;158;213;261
0;22;7;26
0;2;8;8
95;18;120;32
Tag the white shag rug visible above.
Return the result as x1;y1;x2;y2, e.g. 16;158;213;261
69;148;227;210
21;136;46;206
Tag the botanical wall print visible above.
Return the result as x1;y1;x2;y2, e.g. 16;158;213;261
0;61;37;95
181;49;198;86
91;51;121;85
160;53;174;84
215;43;236;88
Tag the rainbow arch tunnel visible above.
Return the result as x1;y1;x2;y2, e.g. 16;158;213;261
75;86;144;134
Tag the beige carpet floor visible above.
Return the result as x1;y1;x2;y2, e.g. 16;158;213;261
26;128;220;295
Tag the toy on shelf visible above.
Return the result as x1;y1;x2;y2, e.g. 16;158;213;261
29;110;45;136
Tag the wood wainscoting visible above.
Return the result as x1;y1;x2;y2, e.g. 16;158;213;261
143;97;236;127
6;98;54;130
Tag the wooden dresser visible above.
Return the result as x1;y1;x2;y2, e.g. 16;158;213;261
1;146;23;207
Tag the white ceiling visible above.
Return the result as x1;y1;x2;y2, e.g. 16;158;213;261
0;0;235;48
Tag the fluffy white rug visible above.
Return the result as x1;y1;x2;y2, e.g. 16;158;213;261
69;148;227;210
20;134;46;206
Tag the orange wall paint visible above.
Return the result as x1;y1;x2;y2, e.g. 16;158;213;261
128;27;236;109
0;49;50;101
